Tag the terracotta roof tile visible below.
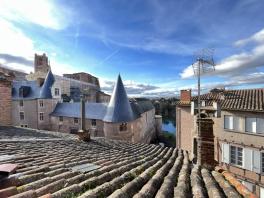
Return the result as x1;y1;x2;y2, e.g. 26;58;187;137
192;88;264;112
0;127;256;197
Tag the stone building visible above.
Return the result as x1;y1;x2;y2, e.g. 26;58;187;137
176;88;264;197
50;75;157;143
12;70;58;130
26;53;110;103
0;71;14;126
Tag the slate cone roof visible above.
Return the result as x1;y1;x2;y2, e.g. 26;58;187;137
103;75;140;123
0;127;255;198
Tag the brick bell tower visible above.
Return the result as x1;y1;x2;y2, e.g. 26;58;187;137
34;53;50;73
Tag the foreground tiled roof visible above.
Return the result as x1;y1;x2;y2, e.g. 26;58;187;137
191;88;264;112
0;127;253;198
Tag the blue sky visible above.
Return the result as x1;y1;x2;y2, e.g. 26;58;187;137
0;0;264;97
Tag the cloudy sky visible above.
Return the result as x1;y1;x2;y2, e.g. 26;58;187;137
0;0;264;98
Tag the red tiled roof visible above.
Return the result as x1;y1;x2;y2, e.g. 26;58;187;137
192;89;264;112
0;127;252;198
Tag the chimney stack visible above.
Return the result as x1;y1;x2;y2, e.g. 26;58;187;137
180;89;191;102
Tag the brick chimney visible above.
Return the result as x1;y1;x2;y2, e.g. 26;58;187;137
180;89;191;102
0;72;13;126
196;118;216;167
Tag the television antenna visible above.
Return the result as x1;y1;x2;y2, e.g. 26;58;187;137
192;48;215;166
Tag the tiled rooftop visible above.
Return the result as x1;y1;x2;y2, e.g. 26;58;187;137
177;88;264;112
0;127;254;198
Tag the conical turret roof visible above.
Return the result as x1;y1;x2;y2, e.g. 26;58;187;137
103;75;139;123
39;70;55;99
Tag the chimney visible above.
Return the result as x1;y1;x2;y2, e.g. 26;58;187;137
0;72;13;126
180;89;191;102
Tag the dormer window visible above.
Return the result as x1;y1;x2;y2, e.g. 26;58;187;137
201;100;206;107
19;86;31;97
120;123;127;131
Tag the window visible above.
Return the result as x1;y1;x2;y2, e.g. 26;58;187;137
257;118;264;134
201;100;206;107
224;115;233;130
39;113;44;121
262;153;264;174
120;123;127;131
91;119;96;126
230;146;243;166
246;117;257;133
59;116;63;122
74;117;79;124
20;112;24;120
39;100;44;107
19;100;24;107
55;88;60;96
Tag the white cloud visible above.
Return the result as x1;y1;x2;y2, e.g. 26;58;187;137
0;0;71;30
180;28;264;79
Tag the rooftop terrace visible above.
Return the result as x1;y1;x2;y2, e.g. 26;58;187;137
0;127;255;198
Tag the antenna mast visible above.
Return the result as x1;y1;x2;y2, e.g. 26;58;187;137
192;48;215;166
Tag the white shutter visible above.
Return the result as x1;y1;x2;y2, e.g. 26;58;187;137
257;118;264;134
246;118;257;133
222;143;230;163
260;187;264;198
252;150;261;173
230;116;234;130
224;116;229;129
233;117;240;131
243;148;252;170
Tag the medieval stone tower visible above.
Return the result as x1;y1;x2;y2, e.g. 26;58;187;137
34;53;50;73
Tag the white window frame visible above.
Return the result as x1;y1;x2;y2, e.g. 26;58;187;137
257;118;264;134
39;100;44;107
245;117;257;133
230;145;243;167
55;88;60;96
39;112;44;121
19;111;25;121
224;115;234;130
74;117;79;124
19;100;24;107
91;119;96;127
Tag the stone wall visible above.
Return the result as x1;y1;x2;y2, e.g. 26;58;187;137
0;79;12;126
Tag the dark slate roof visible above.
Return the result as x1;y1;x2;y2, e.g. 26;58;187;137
103;75;140;123
39;70;54;99
12;70;55;100
51;99;154;121
0;127;255;198
192;88;264;112
50;102;108;120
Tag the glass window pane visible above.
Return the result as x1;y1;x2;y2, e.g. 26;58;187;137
246;118;257;133
257;118;264;134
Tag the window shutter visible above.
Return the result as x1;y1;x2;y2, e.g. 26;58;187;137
224;116;229;129
222;143;230;163
257;118;264;134
243;148;252;171
260;187;264;198
252;150;261;173
246;118;257;133
229;116;234;130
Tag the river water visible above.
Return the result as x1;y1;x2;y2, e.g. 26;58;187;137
162;117;176;135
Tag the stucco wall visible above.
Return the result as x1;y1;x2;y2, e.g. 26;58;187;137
176;106;194;153
50;116;104;137
12;99;58;130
